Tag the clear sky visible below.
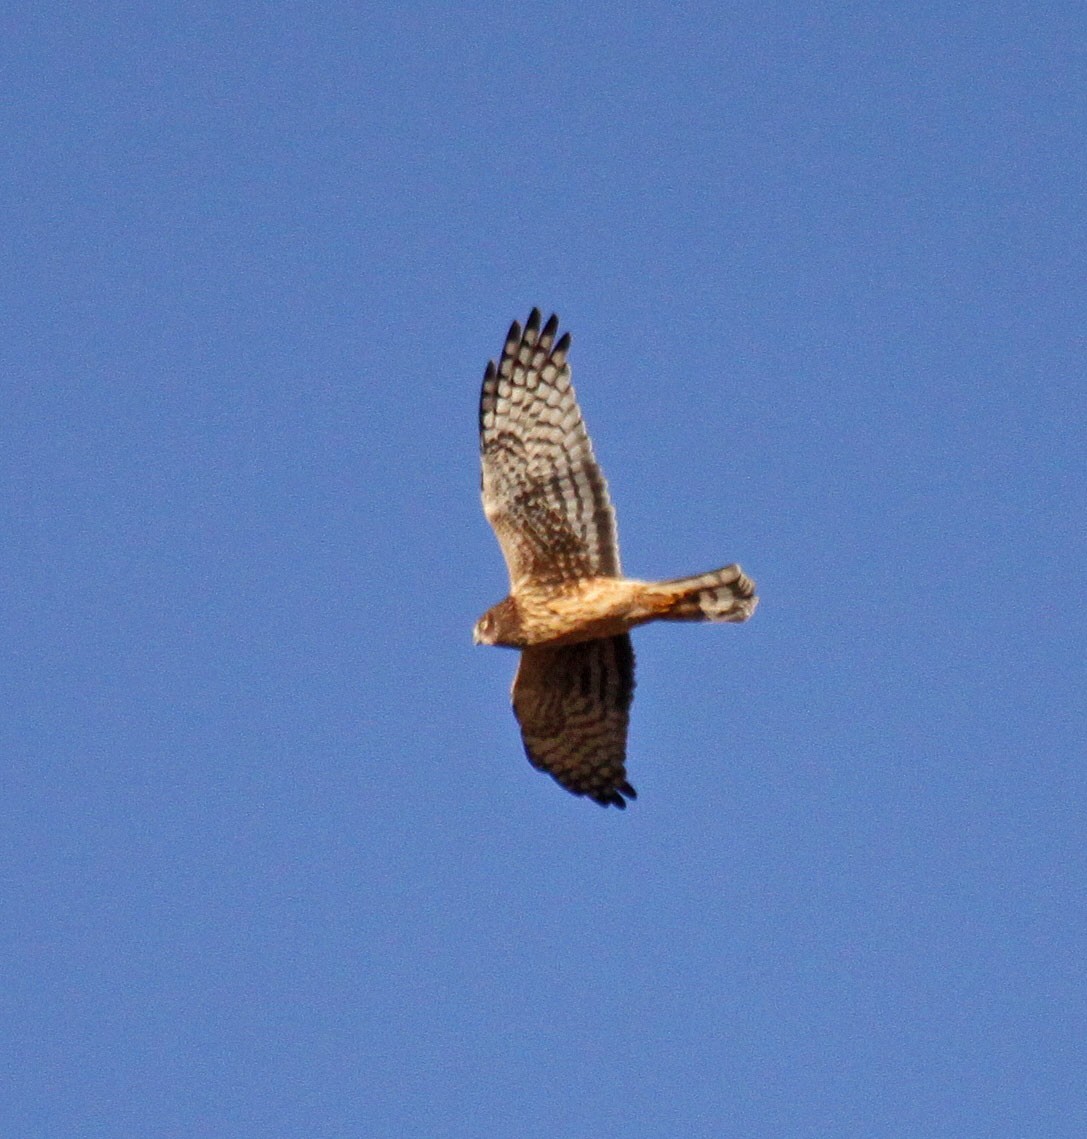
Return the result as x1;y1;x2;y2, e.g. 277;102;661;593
4;4;1085;1137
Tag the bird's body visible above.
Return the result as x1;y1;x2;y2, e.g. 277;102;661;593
475;309;757;807
476;568;757;649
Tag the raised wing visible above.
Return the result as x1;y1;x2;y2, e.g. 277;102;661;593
511;634;636;808
479;309;620;588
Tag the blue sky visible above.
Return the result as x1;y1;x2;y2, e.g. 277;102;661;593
4;3;1085;1136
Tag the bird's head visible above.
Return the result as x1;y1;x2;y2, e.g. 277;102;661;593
473;598;520;647
472;610;498;646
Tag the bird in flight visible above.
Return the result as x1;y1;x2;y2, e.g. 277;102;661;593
474;310;757;808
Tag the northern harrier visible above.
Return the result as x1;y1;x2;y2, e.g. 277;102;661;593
474;310;757;808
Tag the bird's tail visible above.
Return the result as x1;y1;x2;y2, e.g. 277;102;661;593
650;564;758;624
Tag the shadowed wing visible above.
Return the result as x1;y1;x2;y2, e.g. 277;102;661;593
479;309;620;587
511;634;637;808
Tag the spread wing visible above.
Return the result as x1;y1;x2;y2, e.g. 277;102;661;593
511;634;636;808
479;309;620;588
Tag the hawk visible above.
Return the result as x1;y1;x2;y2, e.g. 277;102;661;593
474;309;757;808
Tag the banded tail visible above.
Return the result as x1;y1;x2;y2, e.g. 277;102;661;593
653;564;758;624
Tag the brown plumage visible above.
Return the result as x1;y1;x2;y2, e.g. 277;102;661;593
475;310;757;808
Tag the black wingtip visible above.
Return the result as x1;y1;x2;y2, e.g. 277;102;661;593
591;782;637;808
525;308;542;336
